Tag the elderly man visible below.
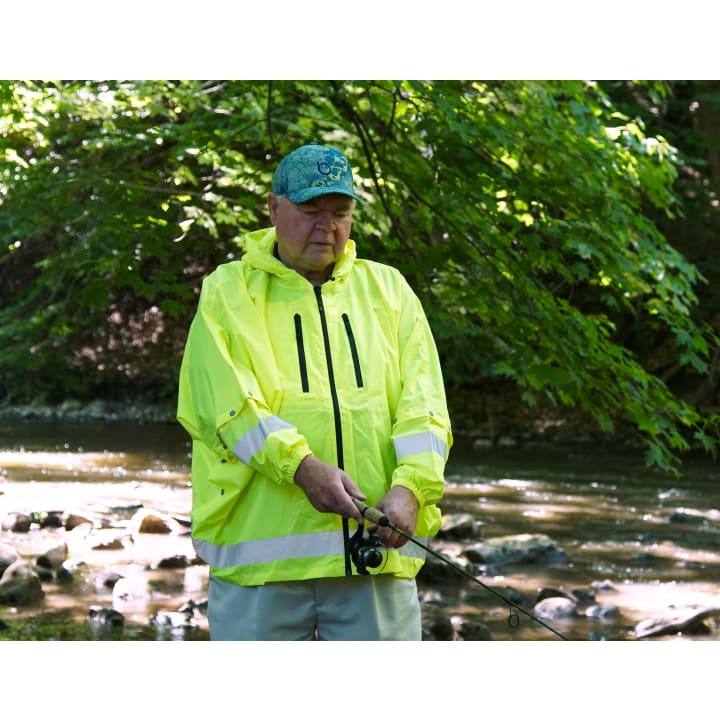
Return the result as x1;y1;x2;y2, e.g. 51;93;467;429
177;143;452;640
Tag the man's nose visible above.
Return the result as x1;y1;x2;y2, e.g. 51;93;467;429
315;211;336;230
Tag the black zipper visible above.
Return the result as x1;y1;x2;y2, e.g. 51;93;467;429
313;285;351;575
294;314;309;392
342;313;364;388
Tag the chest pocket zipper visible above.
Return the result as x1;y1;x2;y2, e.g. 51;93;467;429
295;312;364;392
342;313;364;388
294;314;310;392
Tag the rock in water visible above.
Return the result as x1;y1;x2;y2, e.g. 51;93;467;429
88;605;125;628
534;597;578;620
1;513;32;533
437;513;482;540
463;534;563;568
634;605;720;639
130;509;176;534
0;560;45;605
0;542;19;576
36;542;69;569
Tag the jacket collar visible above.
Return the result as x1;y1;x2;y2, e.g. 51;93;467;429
240;227;356;284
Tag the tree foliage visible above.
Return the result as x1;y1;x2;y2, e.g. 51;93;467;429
1;80;719;474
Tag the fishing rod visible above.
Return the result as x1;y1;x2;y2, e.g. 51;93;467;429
351;498;569;641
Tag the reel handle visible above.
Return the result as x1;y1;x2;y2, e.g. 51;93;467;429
351;497;390;527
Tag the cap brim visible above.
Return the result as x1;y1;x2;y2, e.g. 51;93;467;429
286;186;361;204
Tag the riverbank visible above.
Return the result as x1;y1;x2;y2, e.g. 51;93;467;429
0;398;179;426
0;384;635;453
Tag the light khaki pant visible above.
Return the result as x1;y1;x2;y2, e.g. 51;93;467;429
208;573;421;641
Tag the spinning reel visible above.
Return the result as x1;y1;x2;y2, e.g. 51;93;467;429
348;524;385;575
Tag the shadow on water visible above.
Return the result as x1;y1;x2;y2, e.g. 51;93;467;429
1;419;719;640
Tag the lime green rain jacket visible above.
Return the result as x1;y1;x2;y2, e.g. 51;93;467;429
177;227;452;586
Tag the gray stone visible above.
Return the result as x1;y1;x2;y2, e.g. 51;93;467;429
96;569;123;591
131;509;174;534
417;547;473;584
591;579;617;592
586;603;620;620
536;586;575;604
36;542;68;569
534;597;578;620
64;512;94;530
437;513;483;540
1;512;32;533
453;616;493;641
157;554;189;569
463;533;563;568
40;512;64;528
421;602;455;640
150;610;195;629
88;605;125;627
506;586;534;608
635;605;720;639
0;560;45;605
0;542;19;577
56;566;74;585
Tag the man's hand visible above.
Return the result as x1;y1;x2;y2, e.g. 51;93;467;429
294;455;365;522
371;486;419;549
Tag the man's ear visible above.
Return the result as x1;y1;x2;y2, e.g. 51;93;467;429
267;193;279;225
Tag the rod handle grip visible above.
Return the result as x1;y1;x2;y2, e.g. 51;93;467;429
351;497;390;527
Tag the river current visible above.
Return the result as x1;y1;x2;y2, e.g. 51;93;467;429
1;418;719;643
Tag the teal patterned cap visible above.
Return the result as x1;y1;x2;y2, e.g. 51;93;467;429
272;144;360;203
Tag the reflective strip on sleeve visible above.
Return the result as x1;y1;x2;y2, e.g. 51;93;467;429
193;532;429;569
231;415;295;464
393;431;447;461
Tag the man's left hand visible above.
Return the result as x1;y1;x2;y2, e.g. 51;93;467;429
372;486;419;549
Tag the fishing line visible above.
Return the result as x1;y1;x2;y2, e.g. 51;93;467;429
352;498;569;641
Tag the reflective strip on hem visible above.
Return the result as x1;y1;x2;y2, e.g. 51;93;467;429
193;532;429;569
393;431;447;461
194;531;345;569
231;415;294;464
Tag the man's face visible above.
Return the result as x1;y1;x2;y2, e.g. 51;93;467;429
268;193;355;284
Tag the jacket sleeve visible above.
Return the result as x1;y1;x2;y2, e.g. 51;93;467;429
389;279;453;507
177;269;312;486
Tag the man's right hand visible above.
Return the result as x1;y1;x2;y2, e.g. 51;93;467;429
293;455;365;522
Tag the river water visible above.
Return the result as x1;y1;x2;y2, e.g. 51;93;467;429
1;417;719;642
